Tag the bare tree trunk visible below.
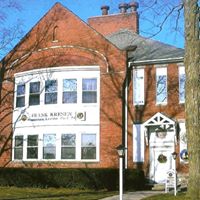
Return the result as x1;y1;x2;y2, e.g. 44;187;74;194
184;0;200;199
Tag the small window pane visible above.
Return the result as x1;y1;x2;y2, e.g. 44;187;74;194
81;134;96;160
82;79;97;103
30;82;40;93
82;79;97;90
16;97;25;107
14;136;23;160
43;134;56;159
45;80;57;92
45;93;57;104
17;84;25;96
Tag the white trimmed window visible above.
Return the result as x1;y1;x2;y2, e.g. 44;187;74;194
29;82;40;106
82;78;97;103
156;67;167;104
63;79;77;104
14;135;23;160
27;135;38;159
61;134;76;159
133;68;145;105
81;134;96;159
43;134;56;159
16;84;25;108
45;80;57;104
179;66;185;103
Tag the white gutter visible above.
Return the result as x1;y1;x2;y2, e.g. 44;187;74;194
130;57;184;65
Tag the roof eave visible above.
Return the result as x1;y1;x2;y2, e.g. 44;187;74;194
129;56;184;66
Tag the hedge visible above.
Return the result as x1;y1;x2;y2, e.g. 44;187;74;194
0;168;145;191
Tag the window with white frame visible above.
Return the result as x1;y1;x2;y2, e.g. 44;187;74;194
82;78;97;103
156;67;167;104
43;134;56;159
179;66;185;103
81;134;96;159
14;135;23;160
13;130;98;162
63;79;77;104
16;84;25;108
27;135;38;159
45;80;57;104
29;82;40;106
133;68;145;105
14;67;99;108
61;134;76;159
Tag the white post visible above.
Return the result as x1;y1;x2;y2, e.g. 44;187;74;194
174;159;177;196
119;156;123;200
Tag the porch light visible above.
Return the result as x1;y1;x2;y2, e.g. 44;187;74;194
116;144;126;157
116;144;126;200
172;152;177;160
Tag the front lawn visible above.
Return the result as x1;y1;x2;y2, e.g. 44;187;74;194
0;187;117;200
143;192;190;200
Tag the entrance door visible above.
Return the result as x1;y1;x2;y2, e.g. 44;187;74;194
149;131;175;183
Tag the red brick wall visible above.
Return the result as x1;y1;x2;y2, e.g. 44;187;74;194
0;3;126;168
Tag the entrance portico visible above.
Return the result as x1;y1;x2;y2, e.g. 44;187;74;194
143;112;177;183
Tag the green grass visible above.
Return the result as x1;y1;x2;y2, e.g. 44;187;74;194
143;192;190;200
0;187;117;200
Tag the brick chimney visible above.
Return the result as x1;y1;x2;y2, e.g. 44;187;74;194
88;1;139;36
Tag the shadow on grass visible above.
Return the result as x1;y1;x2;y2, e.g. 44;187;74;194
1;191;113;200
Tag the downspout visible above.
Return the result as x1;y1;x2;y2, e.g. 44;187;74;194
123;46;137;169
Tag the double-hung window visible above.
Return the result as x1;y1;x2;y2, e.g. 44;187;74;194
63;79;77;103
179;66;185;103
14;135;23;160
82;78;97;103
156;67;167;104
61;134;76;159
27;135;38;159
43;134;56;159
16;84;25;108
45;80;57;104
81;134;96;159
29;82;40;106
133;68;145;105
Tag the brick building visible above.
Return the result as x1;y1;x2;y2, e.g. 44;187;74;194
0;2;187;184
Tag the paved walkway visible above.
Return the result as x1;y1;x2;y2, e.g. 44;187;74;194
101;191;163;200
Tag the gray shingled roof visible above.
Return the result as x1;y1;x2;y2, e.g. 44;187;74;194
106;29;184;64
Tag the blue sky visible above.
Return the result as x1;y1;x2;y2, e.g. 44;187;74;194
3;0;184;58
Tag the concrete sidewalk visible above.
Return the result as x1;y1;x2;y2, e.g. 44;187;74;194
101;191;163;200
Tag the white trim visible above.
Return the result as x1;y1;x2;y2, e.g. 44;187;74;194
143;112;175;127
133;124;144;162
14;66;100;78
178;65;185;104
133;68;145;105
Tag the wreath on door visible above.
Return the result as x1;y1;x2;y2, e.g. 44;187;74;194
157;153;167;163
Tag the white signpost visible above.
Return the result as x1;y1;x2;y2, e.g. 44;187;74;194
165;169;177;196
